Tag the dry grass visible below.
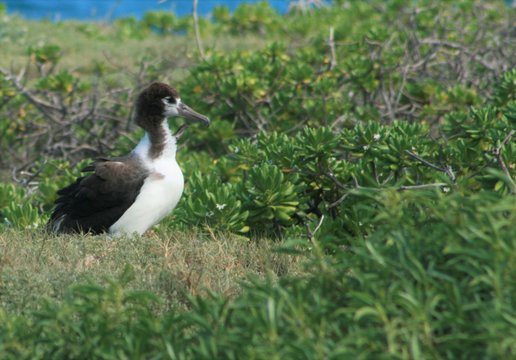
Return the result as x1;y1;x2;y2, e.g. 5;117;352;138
0;229;303;314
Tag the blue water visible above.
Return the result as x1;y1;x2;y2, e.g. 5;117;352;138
2;0;290;21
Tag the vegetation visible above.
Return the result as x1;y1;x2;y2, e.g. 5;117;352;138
0;0;515;358
1;192;514;358
0;229;301;313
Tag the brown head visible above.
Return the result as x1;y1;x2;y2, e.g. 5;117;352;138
135;82;210;131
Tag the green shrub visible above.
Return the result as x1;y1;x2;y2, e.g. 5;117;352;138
1;191;514;358
113;16;146;39
0;266;164;359
27;44;61;66
492;69;516;107
0;183;40;229
243;163;302;230
228;1;281;35
171;91;515;236
1;96;513;235
141;11;176;35
181;43;349;137
177;171;250;233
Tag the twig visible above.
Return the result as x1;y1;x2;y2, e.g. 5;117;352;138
405;150;456;183
380;74;394;122
0;66;62;115
421;38;498;71
11;159;48;187
324;172;347;189
306;215;325;244
328;27;337;71
328;192;350;209
205;224;218;242
104;0;121;23
192;0;205;60
398;183;448;191
443;165;456;184
492;130;516;194
405;150;444;172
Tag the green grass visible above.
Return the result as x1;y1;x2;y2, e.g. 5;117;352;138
0;229;302;314
0;15;270;81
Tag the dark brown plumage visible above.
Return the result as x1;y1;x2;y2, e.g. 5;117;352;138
49;157;148;234
135;83;180;159
47;81;210;235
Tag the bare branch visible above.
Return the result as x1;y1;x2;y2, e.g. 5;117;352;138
327;193;350;209
0;67;63;116
192;0;205;60
492;130;516;194
305;215;325;244
327;27;337;71
421;38;499;71
398;183;448;191
324;172;347;190
405;150;456;183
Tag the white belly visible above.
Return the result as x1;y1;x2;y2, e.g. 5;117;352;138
109;162;184;236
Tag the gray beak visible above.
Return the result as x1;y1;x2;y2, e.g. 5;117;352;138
177;103;210;126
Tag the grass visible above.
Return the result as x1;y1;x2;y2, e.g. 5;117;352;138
0;14;270;80
0;229;303;314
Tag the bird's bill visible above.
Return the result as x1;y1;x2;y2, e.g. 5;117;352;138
177;103;210;126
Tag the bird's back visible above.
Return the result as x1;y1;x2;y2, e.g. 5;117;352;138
48;157;147;234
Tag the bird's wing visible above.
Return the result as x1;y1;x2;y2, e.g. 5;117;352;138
48;157;148;234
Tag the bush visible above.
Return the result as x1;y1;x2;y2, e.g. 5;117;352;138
1;95;514;235
173;94;515;236
1;191;514;358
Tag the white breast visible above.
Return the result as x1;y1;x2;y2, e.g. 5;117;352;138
109;126;184;236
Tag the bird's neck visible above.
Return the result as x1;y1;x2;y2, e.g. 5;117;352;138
134;121;177;161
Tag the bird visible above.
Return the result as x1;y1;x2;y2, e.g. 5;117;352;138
47;82;210;236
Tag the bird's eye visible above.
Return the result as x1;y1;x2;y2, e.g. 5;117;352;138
165;96;176;105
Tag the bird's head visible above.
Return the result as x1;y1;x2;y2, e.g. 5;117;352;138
135;82;210;131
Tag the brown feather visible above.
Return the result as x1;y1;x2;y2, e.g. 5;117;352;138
48;156;148;234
